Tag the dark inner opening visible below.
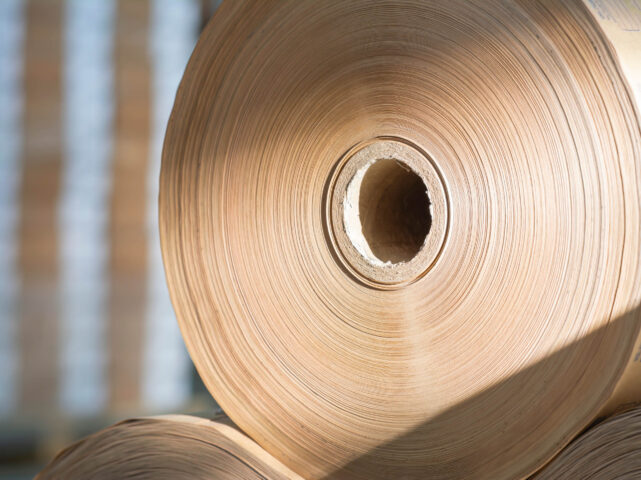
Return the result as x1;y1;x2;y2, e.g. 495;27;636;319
359;159;431;263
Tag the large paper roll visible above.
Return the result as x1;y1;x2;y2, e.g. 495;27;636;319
535;406;641;479
160;1;641;479
36;416;302;480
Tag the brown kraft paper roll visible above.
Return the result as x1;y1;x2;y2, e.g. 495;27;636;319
535;406;641;479
160;1;641;479
36;415;303;480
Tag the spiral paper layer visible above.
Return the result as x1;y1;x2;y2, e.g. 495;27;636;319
160;1;641;479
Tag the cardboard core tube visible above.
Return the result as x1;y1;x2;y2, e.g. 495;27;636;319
344;159;431;265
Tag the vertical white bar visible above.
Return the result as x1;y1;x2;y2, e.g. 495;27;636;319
59;0;115;415
0;0;24;417
144;0;199;410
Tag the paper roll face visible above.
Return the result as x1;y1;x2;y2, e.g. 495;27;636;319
160;1;641;479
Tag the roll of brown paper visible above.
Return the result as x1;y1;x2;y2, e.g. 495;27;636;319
36;415;303;480
535;406;641;479
160;1;641;479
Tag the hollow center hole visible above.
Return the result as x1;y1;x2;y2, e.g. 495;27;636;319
355;159;431;264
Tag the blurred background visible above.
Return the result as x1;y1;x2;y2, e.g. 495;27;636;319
0;1;222;477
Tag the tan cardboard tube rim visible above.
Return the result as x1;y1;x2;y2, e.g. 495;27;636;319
160;1;641;479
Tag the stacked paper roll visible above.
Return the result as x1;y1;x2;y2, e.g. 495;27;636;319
535;407;641;479
35;415;303;480
36;407;641;480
